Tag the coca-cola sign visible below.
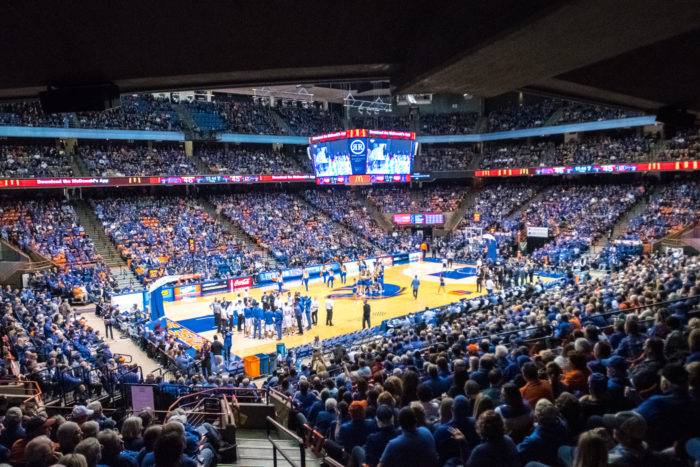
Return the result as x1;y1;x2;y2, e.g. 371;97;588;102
228;276;253;290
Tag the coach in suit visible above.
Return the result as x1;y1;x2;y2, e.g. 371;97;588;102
362;299;371;329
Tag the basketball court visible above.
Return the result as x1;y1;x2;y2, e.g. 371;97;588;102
163;259;558;357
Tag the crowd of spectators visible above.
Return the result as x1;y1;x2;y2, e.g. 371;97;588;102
523;184;644;265
0;145;73;178
213;192;378;267
365;185;465;214
0;95;180;131
487;100;558;132
77;145;196;177
418;146;478;171
662;129;700;161
0;199;115;296
480;136;656;169
210;97;282;134
93;197;261;283
300;189;419;254
197;146;306;174
462;183;539;231
555;102;643;125
486;99;643;133
267;251;700;467
0;399;223;466
275;104;344;135
73;95;181;131
623;181;700;243
419;112;479;135
351;113;413;131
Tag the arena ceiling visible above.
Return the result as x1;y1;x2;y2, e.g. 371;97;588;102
2;0;700;112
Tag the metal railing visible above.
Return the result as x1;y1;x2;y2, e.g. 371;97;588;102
266;415;307;467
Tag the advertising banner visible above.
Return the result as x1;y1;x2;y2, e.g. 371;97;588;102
228;276;253;291
173;284;201;300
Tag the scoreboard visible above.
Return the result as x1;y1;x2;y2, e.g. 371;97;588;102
309;129;417;182
392;213;445;226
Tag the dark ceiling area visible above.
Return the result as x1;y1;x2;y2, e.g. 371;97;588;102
2;0;699;112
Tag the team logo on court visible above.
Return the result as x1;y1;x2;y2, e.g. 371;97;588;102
349;139;366;155
325;283;405;300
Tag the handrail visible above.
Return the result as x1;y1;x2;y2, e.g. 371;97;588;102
165;386;267;419
266;415;306;467
322;456;344;467
0;379;44;405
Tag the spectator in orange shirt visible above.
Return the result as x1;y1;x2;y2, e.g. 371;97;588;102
563;352;591;395
520;362;554;406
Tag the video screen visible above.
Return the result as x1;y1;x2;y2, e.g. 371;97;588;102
309;137;414;177
366;138;413;175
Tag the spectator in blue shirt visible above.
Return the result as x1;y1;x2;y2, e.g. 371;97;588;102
355;404;399;467
433;395;478;465
378;406;438;467
292;380;318;416
467;410;519;467
337;401;376;455
422;364;447;398
635;363;700;450
516;399;568;466
614;319;645;360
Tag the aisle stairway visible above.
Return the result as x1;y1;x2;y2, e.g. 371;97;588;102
270;109;292;135
198;197;282;269
72;199;142;291
297;194;384;253
189;151;214;174
356;190;394;232
591;188;651;250
224;429;322;467
444;188;474;232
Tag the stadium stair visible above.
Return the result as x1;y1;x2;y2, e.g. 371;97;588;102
72;199;142;291
443;188;475;232
297;194;384;253
475;115;489;133
198;197;283;270
543;108;565;127
70;151;88;176
224;429;319;467
270;109;292;135
356;190;394;232
173;103;199;132
591;188;650;251
189;151;215;174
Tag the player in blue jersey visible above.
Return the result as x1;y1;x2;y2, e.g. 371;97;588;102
327;269;335;288
264;308;275;338
273;308;284;340
243;305;253;337
253;302;263;339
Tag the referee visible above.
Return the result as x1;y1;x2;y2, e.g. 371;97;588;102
362;299;371;329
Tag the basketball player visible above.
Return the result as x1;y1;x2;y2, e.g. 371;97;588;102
327;269;335;288
438;274;446;294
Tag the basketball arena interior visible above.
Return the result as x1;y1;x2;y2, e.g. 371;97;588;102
0;2;700;467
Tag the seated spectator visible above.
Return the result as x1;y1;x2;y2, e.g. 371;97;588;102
378;406;438;467
467;410;519;467
516;399;568;466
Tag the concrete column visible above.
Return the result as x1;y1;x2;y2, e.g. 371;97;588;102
184;141;193;157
